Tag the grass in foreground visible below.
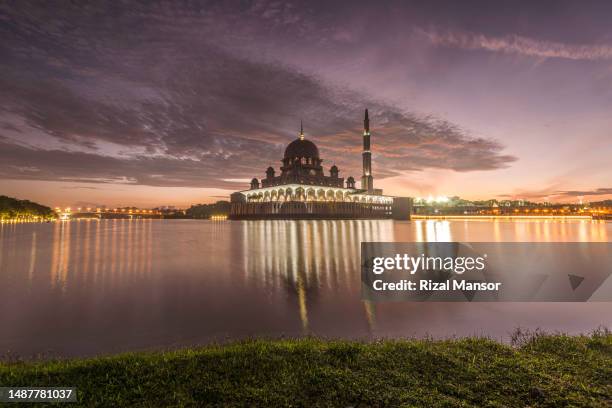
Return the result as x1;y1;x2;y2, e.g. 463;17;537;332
0;331;610;407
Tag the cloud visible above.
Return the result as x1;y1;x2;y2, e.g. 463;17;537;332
0;1;516;191
557;188;612;196
424;29;612;61
0;138;256;189
318;113;516;178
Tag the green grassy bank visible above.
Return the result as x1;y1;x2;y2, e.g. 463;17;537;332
1;332;610;407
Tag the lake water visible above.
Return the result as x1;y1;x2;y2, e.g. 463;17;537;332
1;219;610;358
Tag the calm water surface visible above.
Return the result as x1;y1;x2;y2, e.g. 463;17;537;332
0;219;610;358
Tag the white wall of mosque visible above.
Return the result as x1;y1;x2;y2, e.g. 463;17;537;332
240;184;393;205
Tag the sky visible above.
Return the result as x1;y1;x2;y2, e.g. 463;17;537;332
1;0;611;208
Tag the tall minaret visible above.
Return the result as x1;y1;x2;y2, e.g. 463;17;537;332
299;120;304;140
361;109;373;193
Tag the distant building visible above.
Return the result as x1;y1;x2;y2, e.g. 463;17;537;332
230;110;411;220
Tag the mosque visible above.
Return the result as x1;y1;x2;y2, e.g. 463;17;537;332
229;109;411;219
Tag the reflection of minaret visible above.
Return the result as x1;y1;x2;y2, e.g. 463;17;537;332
363;300;377;334
297;273;309;333
361;109;373;193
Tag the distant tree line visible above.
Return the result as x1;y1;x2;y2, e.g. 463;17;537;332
0;195;55;220
186;201;230;219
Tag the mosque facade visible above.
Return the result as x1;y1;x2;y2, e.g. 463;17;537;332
229;110;411;220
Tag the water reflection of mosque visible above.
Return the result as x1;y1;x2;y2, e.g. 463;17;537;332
241;220;397;332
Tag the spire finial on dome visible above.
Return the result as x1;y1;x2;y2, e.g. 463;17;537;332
299;120;304;140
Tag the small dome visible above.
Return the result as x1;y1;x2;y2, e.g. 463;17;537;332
266;166;274;173
330;165;338;172
251;177;259;183
347;176;355;182
284;138;319;159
